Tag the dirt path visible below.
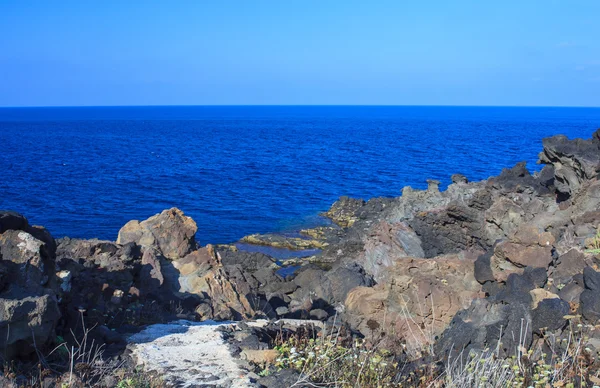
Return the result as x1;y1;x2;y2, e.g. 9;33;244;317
127;320;251;388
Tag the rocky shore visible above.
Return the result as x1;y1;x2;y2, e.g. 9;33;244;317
2;129;600;387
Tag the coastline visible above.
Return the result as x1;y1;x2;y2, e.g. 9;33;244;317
2;129;600;386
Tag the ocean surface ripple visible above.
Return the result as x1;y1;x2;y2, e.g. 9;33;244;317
1;105;599;243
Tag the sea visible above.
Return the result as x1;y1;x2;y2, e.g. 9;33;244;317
1;106;599;244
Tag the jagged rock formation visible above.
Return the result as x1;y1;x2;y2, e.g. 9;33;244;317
117;207;198;260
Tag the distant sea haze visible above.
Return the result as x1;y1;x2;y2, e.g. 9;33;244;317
1;105;599;244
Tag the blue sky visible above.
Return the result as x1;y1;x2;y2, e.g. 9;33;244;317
1;1;599;107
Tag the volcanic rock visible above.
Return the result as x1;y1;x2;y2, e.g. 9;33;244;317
117;207;197;260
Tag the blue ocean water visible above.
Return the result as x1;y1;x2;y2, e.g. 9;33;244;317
1;106;599;244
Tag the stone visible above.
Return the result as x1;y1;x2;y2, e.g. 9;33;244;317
309;308;328;320
258;368;302;388
552;249;588;285
0;230;55;293
117;208;197;260
410;204;486;257
0;294;61;358
360;221;424;281
490;225;555;282
170;245;254;320
139;247;164;295
584;266;600;291
558;282;584;303
529;289;560;309
474;250;495;284
426;179;441;192
288;263;373;316
239;233;327;250
488;161;550;195
539;131;600;199
531;298;569;334
320;196;366;228
580;289;600;322
436;297;533;359
57;270;72;293
0;211;29;234
451;174;468;184
344;254;482;357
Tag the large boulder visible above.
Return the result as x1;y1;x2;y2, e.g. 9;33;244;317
117;208;198;260
0;224;61;358
487;225;555;283
344;253;482;358
581;267;600;322
167;245;254;320
287;263;373;317
0;295;61;358
0;211;29;234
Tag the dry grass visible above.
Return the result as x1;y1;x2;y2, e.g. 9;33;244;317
267;315;600;388
1;313;165;388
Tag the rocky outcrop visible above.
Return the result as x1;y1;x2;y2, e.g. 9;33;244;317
487;224;556;283
0;211;29;234
344;254;482;358
287;263;373;317
539;129;600;200
359;221;424;281
240;233;328;250
0;213;61;358
436;268;569;359
170;246;255;321
4;128;600;384
117;208;198;260
320;196;366;227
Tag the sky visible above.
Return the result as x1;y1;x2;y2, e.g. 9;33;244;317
1;1;599;107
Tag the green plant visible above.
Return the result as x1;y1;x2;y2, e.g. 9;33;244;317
272;320;400;387
114;367;165;388
585;228;600;254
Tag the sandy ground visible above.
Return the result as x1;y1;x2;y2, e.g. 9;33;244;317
127;320;251;388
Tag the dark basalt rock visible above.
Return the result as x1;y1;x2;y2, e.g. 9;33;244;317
436;268;557;359
581;290;600;322
584;266;600;291
552;249;588;285
410;203;485;257
287;263;373;317
219;249;277;272
474;250;495;284
532;298;569;334
258;369;302;388
581;267;600;322
0;210;29;234
488;161;551;195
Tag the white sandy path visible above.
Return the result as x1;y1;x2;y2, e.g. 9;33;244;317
127;320;254;388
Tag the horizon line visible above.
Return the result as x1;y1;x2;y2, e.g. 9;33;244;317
1;104;600;109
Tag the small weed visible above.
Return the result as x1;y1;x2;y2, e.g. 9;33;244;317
585;228;600;254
